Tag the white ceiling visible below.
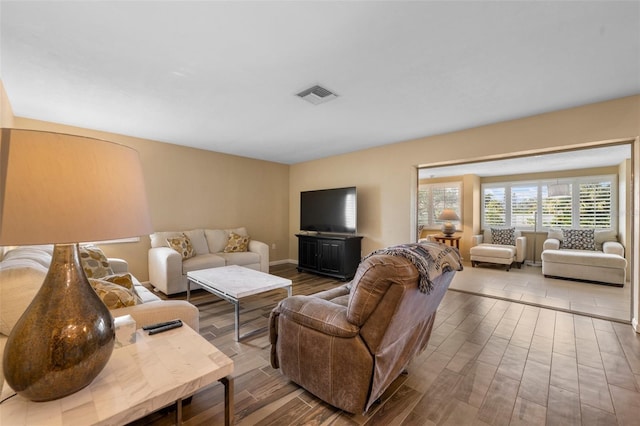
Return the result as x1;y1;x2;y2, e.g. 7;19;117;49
1;1;639;165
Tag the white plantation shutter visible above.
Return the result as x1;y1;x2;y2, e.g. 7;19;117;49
418;182;461;229
542;184;573;228
511;185;537;228
482;175;615;231
483;187;506;227
579;181;612;228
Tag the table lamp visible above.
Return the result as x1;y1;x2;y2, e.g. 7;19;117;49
0;128;153;401
438;209;460;236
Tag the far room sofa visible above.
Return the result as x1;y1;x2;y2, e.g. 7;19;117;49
148;227;269;295
541;229;627;286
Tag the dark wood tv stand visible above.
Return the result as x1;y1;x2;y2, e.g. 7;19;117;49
296;234;363;280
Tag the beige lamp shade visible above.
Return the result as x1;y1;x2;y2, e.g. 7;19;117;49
0;128;153;402
438;209;460;237
547;182;571;198
0;128;153;245
438;209;460;222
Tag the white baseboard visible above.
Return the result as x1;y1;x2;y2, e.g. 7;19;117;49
269;259;296;266
633;317;639;333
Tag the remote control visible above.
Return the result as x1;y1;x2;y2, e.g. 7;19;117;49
142;319;182;331
148;320;183;335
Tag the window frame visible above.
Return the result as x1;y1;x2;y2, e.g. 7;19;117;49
418;181;462;230
481;175;617;231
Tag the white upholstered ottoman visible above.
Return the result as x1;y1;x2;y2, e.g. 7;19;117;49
470;244;518;271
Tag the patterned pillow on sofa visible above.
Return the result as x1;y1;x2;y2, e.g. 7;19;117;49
491;228;516;246
167;234;196;260
79;244;114;278
561;229;595;250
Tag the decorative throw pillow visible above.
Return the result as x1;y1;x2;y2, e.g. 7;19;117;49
167;234;196;260
101;273;142;304
561;229;595;250
79;244;114;278
89;278;139;310
491;228;516;246
223;232;250;253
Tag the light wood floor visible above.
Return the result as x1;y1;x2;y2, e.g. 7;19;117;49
133;264;640;425
451;262;631;323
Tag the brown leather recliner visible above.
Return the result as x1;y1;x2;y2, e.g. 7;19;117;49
269;253;458;414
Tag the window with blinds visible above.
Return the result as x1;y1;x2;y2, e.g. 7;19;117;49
481;175;616;231
579;181;612;228
418;182;462;229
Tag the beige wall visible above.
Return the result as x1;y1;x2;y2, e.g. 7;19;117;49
289;95;640;259
1;81;14;128
3;80;639;328
289;94;639;330
7;116;290;280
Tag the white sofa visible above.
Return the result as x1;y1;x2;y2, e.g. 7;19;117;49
470;228;527;271
541;229;627;286
148;227;269;295
0;245;199;388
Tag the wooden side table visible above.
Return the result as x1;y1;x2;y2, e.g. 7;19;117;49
433;235;461;249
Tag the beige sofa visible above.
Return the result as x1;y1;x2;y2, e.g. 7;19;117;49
0;245;199;389
148;227;269;295
541;229;627;286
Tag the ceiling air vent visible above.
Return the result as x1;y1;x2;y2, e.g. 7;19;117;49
296;85;338;105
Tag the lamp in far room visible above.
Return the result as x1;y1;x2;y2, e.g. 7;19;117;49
0;128;153;401
438;209;460;236
548;181;571;197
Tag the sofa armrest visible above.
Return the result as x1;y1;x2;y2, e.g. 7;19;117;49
273;296;359;338
249;240;269;273
472;235;483;247
543;238;560;250
603;241;625;257
109;258;129;274
515;236;527;263
148;247;183;295
112;300;199;332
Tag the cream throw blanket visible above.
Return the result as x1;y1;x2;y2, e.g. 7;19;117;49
363;242;463;294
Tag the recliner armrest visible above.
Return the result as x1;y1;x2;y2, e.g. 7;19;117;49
543;238;561;250
603;241;625;257
273;296;359;338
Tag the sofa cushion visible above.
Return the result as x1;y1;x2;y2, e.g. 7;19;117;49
205;229;228;254
561;229;595;250
183;229;209;255
491;228;516;246
218;251;261;267
542;249;626;269
2;245;53;267
182;253;226;273
224;232;250;253
595;229;618;251
79;244;114;278
167;234;196;260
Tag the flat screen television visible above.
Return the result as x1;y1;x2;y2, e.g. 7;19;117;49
300;187;357;234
